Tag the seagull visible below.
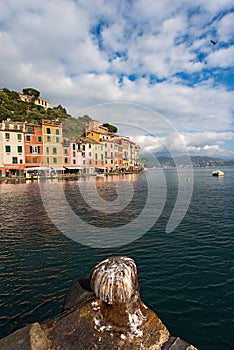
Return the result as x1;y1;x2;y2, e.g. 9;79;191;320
210;40;217;45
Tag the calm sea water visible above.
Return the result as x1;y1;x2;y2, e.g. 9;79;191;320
0;169;233;350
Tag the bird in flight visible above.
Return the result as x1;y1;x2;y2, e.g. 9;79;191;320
210;40;217;45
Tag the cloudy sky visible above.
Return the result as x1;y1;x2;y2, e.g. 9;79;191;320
0;0;233;158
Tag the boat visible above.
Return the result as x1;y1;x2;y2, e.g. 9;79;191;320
96;173;105;177
212;170;224;177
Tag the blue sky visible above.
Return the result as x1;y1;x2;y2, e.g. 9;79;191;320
0;0;233;158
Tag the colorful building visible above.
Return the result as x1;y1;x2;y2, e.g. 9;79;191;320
0;118;141;177
41;120;63;173
24;123;43;168
18;93;50;109
63;138;83;174
0;120;25;177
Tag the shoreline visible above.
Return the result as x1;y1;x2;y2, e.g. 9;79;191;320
0;171;142;184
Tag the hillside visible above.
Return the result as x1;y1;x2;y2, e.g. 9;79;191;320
62;115;92;139
0;87;91;139
145;155;234;167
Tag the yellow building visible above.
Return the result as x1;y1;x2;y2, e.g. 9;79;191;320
18;93;50;110
42;120;63;173
85;120;110;142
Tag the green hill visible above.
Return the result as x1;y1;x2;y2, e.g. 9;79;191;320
0;87;92;139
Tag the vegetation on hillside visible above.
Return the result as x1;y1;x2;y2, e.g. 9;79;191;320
62;115;92;139
0;88;70;124
22;87;40;99
102;123;118;133
0;87;92;139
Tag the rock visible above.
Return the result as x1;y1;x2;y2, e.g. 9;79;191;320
0;256;198;350
0;322;50;350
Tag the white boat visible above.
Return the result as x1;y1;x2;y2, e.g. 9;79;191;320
212;170;224;177
96;172;105;177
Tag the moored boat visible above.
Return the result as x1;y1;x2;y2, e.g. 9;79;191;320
212;170;224;177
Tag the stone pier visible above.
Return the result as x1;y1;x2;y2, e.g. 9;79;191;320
0;256;197;350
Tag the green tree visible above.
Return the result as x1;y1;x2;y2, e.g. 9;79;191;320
102;123;118;133
22;88;40;99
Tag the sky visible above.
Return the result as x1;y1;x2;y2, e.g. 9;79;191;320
0;0;233;158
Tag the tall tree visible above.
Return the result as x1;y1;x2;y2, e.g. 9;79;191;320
22;88;40;99
102;123;118;133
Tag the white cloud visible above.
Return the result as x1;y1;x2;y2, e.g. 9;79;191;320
217;12;234;42
0;0;233;158
206;46;234;68
135;131;234;158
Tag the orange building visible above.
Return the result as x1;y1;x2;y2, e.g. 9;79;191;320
24;123;43;168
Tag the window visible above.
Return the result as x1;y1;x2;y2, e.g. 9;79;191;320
19;159;23;164
46;147;49;154
89;144;91;149
12;157;18;164
56;129;60;135
5;145;11;152
83;160;86;165
53;158;57;164
64;157;68;164
28;127;34;134
19;125;23;131
77;144;80;150
82;145;85;151
53;147;57;155
89;152;92;157
17;134;22;141
46;157;49;164
46;128;51;134
73;159;76;164
26;135;31;141
64;149;68;155
95;153;97;160
73;144;76;150
47;136;51;142
105;151;107;157
56;137;60;143
18;146;23;153
5;133;10;140
33;158;37;164
38;136;42;142
14;125;17;130
30;146;38;154
73;151;76;157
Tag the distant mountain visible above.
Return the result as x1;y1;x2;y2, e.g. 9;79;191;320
144;155;234;168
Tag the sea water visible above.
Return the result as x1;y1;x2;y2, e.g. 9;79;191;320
0;168;233;350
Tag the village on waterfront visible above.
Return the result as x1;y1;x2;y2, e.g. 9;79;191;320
0;88;143;181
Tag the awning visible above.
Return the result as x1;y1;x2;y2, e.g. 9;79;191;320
64;166;82;170
51;167;64;171
7;166;20;169
25;166;50;171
